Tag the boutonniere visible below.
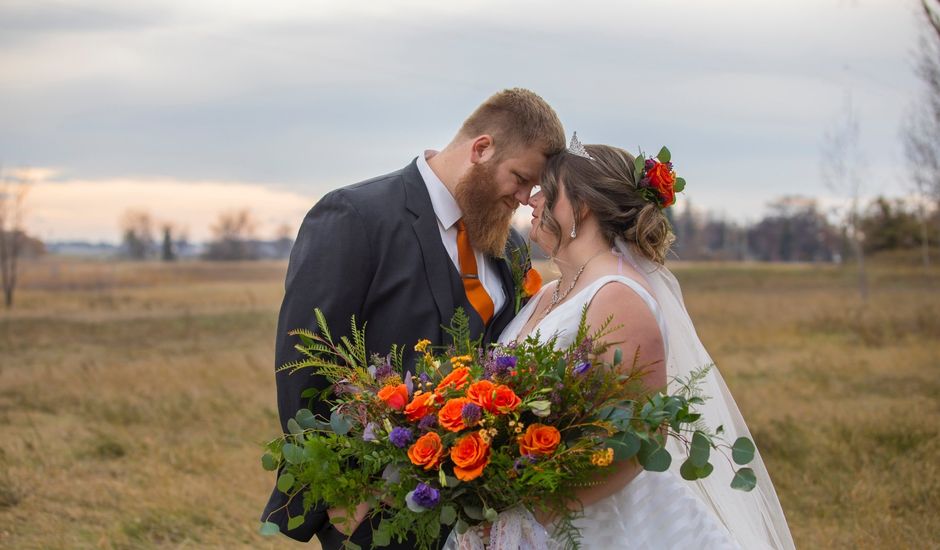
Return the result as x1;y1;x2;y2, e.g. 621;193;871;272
509;246;542;314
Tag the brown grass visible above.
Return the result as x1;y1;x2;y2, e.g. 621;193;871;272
1;257;938;549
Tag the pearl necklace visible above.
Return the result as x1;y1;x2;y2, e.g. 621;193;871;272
539;249;609;320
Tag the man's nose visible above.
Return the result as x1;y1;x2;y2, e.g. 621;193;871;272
515;185;534;206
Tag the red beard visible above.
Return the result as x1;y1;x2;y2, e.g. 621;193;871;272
454;161;514;257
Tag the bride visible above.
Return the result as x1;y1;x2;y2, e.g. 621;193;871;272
493;136;795;549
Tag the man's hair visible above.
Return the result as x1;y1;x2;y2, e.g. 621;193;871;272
457;88;566;159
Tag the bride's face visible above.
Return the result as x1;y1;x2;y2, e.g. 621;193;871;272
528;179;574;254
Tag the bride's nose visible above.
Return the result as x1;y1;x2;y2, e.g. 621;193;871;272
528;187;543;208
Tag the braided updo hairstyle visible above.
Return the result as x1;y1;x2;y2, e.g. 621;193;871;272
538;144;675;264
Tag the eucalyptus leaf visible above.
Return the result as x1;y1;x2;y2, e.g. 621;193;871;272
259;521;280;536
634;155;646;175
675;177;686;193
372;525;391;547
607;431;641;461
643;447;672;472
456;519;470;535
277;472;295;493
690;431;710;468
732;437;756;465
463;504;484;521
657;146;671;163
484;507;498;523
342;542;362;550
613;348;623;366
282;443;305;465
295;408;318;429
287;515;305;531
731;467;757;491
441;505;457;525
330;410;353;436
680;458;714;481
261;453;278;471
287;418;303;435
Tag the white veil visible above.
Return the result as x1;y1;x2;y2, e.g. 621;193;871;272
613;238;795;550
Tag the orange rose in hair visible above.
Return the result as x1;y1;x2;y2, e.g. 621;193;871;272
377;383;408;411
451;432;491;481
646;162;676;208
438;397;471;432
408;432;445;470
491;384;521;414
435;366;471;393
518;423;561;457
466;380;495;412
404;391;440;422
522;268;542;297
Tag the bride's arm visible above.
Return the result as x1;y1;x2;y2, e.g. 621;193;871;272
563;283;667;511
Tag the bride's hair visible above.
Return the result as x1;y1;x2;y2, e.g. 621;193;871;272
539;144;675;264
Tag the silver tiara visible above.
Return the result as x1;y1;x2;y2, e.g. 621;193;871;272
567;132;594;160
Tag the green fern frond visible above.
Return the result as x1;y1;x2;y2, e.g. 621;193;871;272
314;308;333;344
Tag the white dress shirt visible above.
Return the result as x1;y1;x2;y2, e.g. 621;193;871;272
416;150;507;315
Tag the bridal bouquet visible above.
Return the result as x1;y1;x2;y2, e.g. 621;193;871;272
259;309;757;550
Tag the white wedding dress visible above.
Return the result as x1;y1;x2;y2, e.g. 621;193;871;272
444;241;794;549
492;241;795;550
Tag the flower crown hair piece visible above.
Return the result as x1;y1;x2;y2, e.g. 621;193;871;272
634;146;686;209
567;132;594;160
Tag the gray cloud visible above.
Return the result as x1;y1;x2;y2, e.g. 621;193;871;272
0;0;924;226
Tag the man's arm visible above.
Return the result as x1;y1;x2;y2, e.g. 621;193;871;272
262;190;374;542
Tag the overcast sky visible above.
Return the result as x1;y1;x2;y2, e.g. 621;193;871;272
0;0;927;242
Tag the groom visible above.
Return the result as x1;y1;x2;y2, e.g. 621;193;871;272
261;88;565;549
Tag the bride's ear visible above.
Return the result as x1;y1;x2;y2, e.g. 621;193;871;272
469;135;494;164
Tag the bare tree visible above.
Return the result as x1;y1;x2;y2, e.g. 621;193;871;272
205;209;259;261
120;209;155;260
0;169;33;309
821;95;868;300
273;223;294;259
902;0;940;267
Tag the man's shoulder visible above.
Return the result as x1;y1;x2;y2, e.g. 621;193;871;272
323;161;417;210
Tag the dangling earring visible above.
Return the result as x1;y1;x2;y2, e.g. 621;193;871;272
569;222;577;239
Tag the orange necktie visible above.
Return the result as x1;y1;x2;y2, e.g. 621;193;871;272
456;219;494;325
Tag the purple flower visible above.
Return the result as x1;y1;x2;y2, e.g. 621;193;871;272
374;362;393;381
496;356;517;369
513;455;538;472
363;422;378;442
411;482;440;509
418;415;438;431
389;426;413;448
419;372;430;385
461;402;482;426
573;361;591;376
645;158;656;170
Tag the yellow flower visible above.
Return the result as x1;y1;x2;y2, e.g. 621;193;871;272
591;448;615;467
414;339;431;353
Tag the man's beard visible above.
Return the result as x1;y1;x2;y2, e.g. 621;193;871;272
454;161;514;257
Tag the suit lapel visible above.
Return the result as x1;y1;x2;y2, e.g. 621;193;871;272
403;160;456;337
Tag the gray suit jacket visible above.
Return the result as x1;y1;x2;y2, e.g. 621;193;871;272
261;159;528;546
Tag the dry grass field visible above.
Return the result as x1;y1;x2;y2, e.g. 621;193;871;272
1;255;938;549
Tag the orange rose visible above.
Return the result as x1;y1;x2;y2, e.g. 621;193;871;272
377;383;408;411
408;432;445;470
466;380;495;412
491;385;521;414
522;268;542;297
404;391;440;422
435;366;471;393
438;397;470;432
518;423;561;457
450;432;491;481
646;163;676;207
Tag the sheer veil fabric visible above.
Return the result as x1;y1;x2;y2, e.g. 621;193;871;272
607;237;795;549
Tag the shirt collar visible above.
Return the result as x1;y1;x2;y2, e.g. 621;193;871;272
417;150;462;231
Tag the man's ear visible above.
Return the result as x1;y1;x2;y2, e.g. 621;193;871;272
469;135;494;164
